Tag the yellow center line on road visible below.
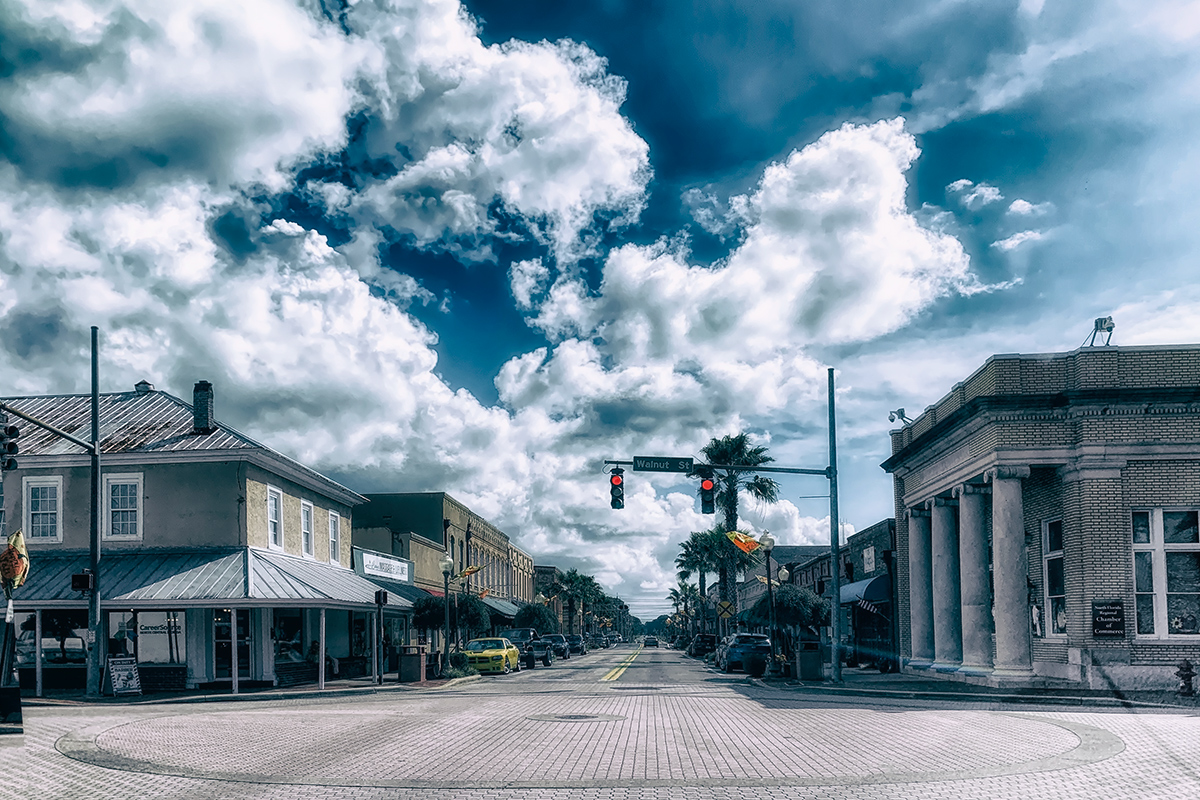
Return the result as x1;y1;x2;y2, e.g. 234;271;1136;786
600;647;643;682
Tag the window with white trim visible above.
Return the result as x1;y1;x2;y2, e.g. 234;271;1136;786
267;487;283;550
1042;519;1066;635
103;473;143;540
24;476;63;543
1132;509;1200;636
301;501;314;557
328;511;340;564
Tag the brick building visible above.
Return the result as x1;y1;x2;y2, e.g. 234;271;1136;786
883;344;1200;690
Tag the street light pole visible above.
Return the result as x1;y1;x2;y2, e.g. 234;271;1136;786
760;530;778;677
440;553;453;677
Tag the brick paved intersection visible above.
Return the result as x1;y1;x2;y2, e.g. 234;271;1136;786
7;648;1200;799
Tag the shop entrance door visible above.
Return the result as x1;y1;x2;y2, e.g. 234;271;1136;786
214;609;251;679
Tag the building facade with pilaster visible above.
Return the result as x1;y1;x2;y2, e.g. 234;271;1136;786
883;344;1200;690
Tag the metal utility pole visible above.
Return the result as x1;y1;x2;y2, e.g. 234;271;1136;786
827;367;842;683
89;327;102;696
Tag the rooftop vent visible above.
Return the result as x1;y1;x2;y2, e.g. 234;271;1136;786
193;381;215;434
134;380;154;395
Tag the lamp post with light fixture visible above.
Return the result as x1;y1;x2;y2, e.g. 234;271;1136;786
440;553;454;676
759;530;779;676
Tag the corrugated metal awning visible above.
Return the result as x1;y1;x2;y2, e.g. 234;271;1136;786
11;548;411;609
480;596;519;617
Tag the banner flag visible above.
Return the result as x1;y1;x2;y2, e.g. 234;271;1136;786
478;588;490;598
726;530;761;554
459;565;482;578
1;529;29;623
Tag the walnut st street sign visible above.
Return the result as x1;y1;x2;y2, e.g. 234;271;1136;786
632;456;694;473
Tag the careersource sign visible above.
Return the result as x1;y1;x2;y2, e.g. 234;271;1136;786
362;552;411;583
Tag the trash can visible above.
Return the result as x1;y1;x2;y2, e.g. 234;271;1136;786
399;645;426;683
798;640;822;681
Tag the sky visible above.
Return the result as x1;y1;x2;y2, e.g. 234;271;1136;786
2;0;1199;620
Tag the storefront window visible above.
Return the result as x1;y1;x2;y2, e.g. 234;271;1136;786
14;612;37;668
138;612;185;663
274;609;306;664
39;610;88;666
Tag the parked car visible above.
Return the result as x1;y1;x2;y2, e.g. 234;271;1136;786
643;636;658;647
464;638;522;674
542;633;571;660
588;635;608;649
715;633;772;673
687;634;717;658
498;628;555;667
566;634;588;654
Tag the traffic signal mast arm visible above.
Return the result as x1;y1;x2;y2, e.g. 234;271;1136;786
0;400;99;455
602;459;831;477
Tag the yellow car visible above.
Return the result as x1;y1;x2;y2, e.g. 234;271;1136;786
465;637;522;674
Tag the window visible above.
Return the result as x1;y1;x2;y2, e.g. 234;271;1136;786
103;473;142;541
24;476;63;543
1043;519;1066;635
267;487;283;549
301;501;314;557
1132;509;1200;637
328;511;340;564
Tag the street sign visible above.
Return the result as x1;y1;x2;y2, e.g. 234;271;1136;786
633;456;694;473
717;601;734;619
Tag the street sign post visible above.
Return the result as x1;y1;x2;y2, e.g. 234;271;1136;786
632;456;693;473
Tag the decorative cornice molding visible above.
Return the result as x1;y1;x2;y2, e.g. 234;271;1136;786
954;483;990;498
907;507;930;519
929;496;958;508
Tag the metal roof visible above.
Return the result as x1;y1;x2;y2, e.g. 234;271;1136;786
1;388;366;505
480;596;519;617
1;391;257;456
11;548;412;609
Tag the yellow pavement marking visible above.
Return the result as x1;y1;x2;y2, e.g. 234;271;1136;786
600;647;643;681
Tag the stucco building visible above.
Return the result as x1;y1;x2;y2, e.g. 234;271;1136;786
883;344;1200;690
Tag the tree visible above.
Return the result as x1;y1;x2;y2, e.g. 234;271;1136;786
513;602;560;633
748;584;827;629
455;595;492;639
553;569;603;635
676;527;724;633
413;597;446;639
698;432;780;613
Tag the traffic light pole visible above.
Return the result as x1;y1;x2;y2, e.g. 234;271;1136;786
0;327;104;695
604;367;843;681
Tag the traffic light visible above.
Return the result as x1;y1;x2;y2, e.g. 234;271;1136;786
699;470;716;514
609;467;625;510
0;417;18;472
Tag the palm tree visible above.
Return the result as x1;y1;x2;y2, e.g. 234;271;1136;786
553;569;602;635
676;528;723;633
699;433;780;619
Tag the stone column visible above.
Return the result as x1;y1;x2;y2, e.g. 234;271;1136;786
907;508;934;667
956;484;993;674
989;466;1034;677
930;497;963;670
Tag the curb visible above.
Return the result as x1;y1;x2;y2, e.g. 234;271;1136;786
746;677;1197;710
22;674;482;708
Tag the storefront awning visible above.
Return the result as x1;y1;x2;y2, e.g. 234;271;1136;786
480;596;519;617
839;575;890;605
12;548;412;610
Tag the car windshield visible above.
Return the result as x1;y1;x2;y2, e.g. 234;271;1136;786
733;635;769;645
467;640;505;651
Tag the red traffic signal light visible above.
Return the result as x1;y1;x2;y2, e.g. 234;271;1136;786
610;468;625;509
699;471;716;514
700;478;714;491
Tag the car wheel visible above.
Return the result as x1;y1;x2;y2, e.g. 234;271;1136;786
723;658;733;673
503;658;511;675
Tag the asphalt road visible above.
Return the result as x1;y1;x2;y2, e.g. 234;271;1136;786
8;643;1200;799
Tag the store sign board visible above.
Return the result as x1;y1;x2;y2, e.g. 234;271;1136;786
362;552;411;583
106;656;142;696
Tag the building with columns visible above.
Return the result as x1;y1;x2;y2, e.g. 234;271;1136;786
883;344;1200;690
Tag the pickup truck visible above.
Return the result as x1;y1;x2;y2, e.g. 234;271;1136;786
498;628;555;668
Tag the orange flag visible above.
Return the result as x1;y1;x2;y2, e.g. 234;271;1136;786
478;588;491;598
726;530;761;554
459;565;482;578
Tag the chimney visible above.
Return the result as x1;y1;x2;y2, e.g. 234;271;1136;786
193;381;215;434
134;380;154;395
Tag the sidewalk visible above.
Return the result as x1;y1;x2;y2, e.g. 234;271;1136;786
756;666;1200;709
21;671;480;708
